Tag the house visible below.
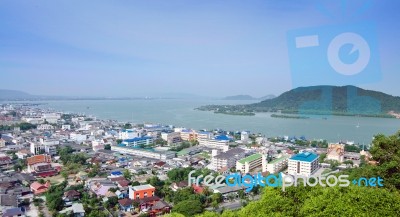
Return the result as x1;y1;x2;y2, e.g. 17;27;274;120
154;161;166;169
128;184;155;200
0;156;12;166
0;195;18;211
149;200;171;216
170;181;188;192
117;180;130;189
30;181;51;195
2;207;24;217
110;171;123;178
63;190;81;202
118;198;133;211
115;190;125;199
60;203;85;217
15;149;30;159
134;196;160;212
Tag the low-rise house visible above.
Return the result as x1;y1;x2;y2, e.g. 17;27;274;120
0;156;12;167
15;149;30;159
0;194;18;211
150;200;171;216
170;181;188;192
2;207;24;217
30;181;51;195
128;184;155;200
118;198;133;211
134;196;160;212
27;154;58;177
63;190;81;202
60;203;85;217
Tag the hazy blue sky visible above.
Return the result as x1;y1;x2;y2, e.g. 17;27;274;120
0;0;399;97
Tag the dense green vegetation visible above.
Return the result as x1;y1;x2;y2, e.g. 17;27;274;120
167;131;400;216
0;122;37;131
197;85;400;116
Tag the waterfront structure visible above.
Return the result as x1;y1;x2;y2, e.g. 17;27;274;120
263;155;289;173
129;184;155;200
326;143;345;163
211;148;245;171
236;153;263;173
288;152;319;176
111;144;176;160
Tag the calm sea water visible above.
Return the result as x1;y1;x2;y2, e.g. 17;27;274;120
35;99;400;145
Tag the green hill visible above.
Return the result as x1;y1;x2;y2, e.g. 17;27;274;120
197;85;400;117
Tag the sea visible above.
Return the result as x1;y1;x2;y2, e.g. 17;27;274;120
29;99;400;145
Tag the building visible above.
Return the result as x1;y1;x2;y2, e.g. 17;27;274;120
0;138;6;148
42;113;61;124
129;184;155;200
241;131;250;142
112;145;176;160
199;135;231;150
326;143;345;163
37;124;54;131
122;136;153;147
30;181;51;195
288;152;319;176
70;133;88;143
263;155;289;173
211;148;245;171
92;140;105;152
161;132;182;146
179;129;198;141
119;129;141;140
236;153;263;173
0;155;12;167
62;125;71;130
16;149;30;159
30;141;58;156
27;154;58;177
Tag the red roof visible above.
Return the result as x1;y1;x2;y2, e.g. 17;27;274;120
192;184;204;194
27;154;51;165
117;180;130;187
119;198;133;207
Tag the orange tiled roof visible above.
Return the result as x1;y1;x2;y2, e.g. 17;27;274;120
27;154;51;165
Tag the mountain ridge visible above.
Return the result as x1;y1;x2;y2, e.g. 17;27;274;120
197;85;400;117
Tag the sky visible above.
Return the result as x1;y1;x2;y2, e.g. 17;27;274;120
0;0;399;98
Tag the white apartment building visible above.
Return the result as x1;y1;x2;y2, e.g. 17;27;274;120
288;152;319;176
62;125;71;130
119;129;141;140
70;133;88;143
199;135;230;150
30;141;58;156
37;124;54;131
236;153;263;173
212;148;245;171
24;116;43;124
42;113;61;124
262;155;289;174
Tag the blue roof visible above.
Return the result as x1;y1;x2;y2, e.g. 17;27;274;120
290;152;318;162
181;129;191;132
123;136;152;142
111;171;123;176
214;135;230;141
122;129;134;133
198;131;211;135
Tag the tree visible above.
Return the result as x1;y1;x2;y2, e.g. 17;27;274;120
172;200;203;216
104;144;111;150
123;169;132;180
319;153;327;163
